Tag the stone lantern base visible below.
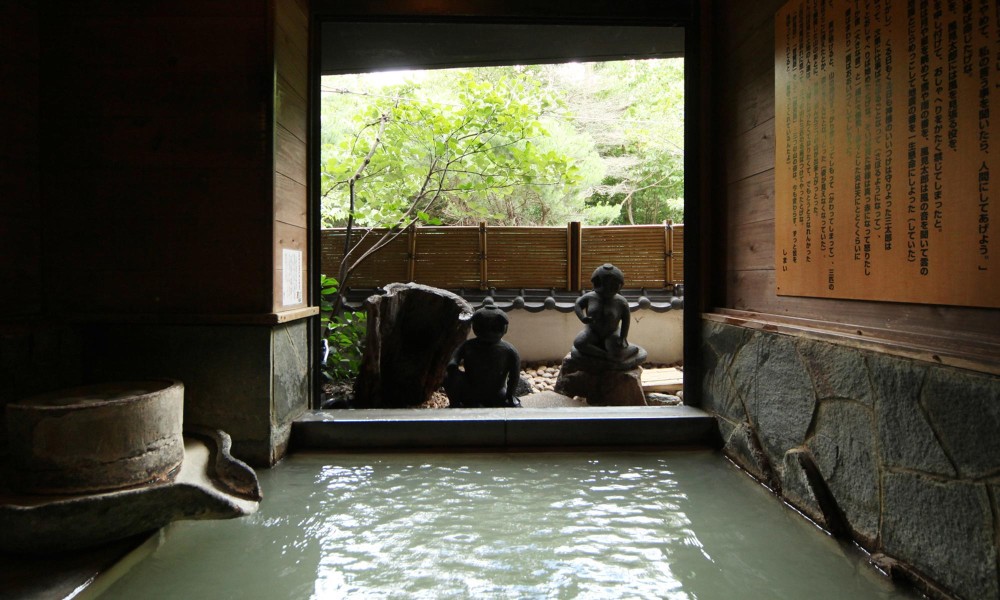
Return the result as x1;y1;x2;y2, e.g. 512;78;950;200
554;353;647;406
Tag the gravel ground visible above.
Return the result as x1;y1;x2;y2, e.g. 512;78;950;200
324;361;682;409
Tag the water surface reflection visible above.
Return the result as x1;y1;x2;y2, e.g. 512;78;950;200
99;451;915;600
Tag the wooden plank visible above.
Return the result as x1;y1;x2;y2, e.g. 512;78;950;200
726;218;774;272
43;66;266;120
0;214;40;315
722;66;775;139
0;61;38;116
46;166;269;222
275;123;307;186
43;116;267;170
55;265;272;315
48;2;264;19
641;368;684;393
274;7;308;99
47;214;271;276
714;0;785;59
273;221;307;271
312;1;695;23
0;1;38;59
0;167;39;217
727;169;775;226
0;104;38;163
725;269;1000;346
706;311;1000;377
276;75;307;143
724;117;775;184
45;16;267;69
717;9;778;104
275;172;307;228
275;0;309;36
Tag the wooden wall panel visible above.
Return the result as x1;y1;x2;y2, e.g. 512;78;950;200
39;2;274;316
712;0;999;350
272;0;310;312
275;173;308;228
0;0;40;317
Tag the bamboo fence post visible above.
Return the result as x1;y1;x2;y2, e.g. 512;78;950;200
568;221;582;291
479;222;488;290
664;220;674;285
407;225;417;282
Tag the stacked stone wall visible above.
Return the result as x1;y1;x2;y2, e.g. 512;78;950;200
702;320;1000;600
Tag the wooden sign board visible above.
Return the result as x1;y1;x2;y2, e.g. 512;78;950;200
775;0;999;308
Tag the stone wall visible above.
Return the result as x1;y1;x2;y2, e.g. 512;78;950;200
81;320;310;467
701;320;1000;600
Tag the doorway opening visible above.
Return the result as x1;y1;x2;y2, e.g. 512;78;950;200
311;19;696;411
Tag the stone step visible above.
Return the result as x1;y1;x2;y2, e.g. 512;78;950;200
291;406;719;450
641;367;684;392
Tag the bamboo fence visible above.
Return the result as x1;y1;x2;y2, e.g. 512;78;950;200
321;223;684;291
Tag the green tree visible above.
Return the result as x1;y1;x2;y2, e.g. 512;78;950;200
551;59;685;224
320;69;581;310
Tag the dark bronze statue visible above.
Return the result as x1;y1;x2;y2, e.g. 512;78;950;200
444;298;522;408
572;263;643;363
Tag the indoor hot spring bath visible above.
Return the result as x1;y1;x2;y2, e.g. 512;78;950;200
94;450;917;599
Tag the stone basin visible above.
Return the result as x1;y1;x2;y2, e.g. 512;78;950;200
5;380;184;495
0;429;261;554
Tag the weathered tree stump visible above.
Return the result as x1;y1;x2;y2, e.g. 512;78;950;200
353;283;473;408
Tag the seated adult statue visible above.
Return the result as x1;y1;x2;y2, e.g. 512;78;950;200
572;263;644;364
444;298;522;408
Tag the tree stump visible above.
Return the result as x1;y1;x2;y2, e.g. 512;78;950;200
353;283;473;408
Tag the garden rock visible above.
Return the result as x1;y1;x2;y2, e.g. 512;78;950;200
554;356;645;406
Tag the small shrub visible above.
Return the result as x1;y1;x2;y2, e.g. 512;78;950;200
320;275;366;382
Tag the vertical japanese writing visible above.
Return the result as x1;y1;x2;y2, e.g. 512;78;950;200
981;162;991;269
974;0;994;270
885;0;896;251
776;0;997;307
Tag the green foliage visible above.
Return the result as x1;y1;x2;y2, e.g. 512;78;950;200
321;59;685;230
577;59;686;225
321;69;581;230
319;275;366;382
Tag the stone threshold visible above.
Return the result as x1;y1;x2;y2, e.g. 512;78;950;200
291;406;720;450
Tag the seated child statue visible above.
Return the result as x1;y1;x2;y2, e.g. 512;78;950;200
444;298;522;408
572;263;642;363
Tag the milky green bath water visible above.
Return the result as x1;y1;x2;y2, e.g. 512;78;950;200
98;451;915;599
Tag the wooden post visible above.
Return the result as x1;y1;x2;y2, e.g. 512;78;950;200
664;220;674;285
407;225;417;282
479;222;488;290
568;221;582;291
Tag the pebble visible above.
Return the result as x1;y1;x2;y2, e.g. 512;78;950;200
427;362;686;405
